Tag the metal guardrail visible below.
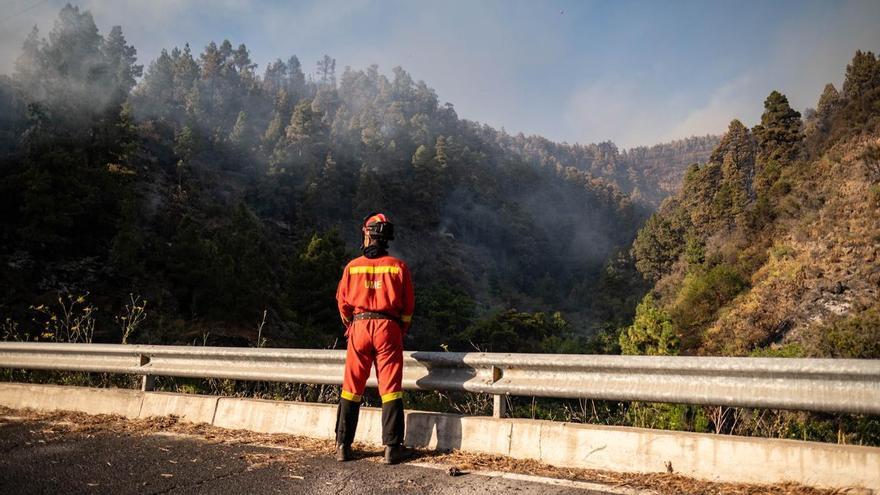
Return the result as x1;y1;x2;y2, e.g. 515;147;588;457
1;342;879;416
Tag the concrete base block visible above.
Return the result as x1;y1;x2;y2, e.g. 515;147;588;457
460;416;512;454
212;397;338;440
213;397;290;433
139;392;218;424
405;410;461;450
0;382;39;409
282;402;337;440
352;407;383;444
508;418;542;459
0;383;142;418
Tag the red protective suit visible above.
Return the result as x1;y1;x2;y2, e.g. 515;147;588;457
336;254;414;404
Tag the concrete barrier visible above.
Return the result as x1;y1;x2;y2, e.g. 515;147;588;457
213;397;338;439
528;420;880;489
0;382;876;492
138;391;219;424
0;382;143;418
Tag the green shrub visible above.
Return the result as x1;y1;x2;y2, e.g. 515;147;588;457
769;243;795;260
587;326;622;354
749;343;805;358
410;284;476;351
619;294;678;356
454;310;582;353
671;264;748;350
625;402;710;432
684;235;705;267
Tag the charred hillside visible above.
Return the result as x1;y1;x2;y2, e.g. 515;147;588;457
625;50;880;358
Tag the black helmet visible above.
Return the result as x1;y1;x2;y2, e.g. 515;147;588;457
362;212;394;241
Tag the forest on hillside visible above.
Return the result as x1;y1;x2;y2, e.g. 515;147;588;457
627;53;880;360
0;5;715;351
499;134;719;207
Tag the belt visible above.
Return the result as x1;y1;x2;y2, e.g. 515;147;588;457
353;312;401;324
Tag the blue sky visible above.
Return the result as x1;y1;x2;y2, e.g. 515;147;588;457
1;0;878;147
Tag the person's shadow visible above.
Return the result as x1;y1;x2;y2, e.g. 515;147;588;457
403;351;483;451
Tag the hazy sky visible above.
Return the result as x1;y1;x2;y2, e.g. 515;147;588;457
1;0;878;148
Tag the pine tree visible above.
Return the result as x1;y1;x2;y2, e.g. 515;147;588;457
219;40;234;66
174;125;196;188
753;91;803;165
711;120;756;221
434;135;448;169
135;49;174;118
233;43;255;77
816;83;840;117
263;59;287;95
200;41;222;101
172;44;200;103
287;100;318;140
229;110;249;144
14;27;42;89
842;50;878;99
103;26;143;97
411;144;431;171
633;209;689;281
806;83;841;142
354;164;386;214
286;55;306;99
263;110;284;148
316;55;336;87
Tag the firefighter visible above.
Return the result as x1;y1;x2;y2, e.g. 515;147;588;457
335;212;415;464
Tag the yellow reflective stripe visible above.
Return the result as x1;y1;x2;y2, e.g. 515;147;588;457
341;390;362;402
400;314;412;323
349;265;400;275
381;391;404;403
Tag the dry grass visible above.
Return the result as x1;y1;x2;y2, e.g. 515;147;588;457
0;406;862;495
421;450;859;495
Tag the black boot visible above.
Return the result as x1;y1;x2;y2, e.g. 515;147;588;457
336;443;353;462
383;444;412;465
381;398;405;446
335;398;361;446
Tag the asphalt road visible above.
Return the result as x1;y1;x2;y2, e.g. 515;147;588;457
0;416;615;495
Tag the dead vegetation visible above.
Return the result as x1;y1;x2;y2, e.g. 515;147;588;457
0;406;860;495
421;451;859;495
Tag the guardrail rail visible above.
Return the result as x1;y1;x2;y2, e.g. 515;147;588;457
1;342;878;417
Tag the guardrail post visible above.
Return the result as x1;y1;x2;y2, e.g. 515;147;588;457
492;394;506;418
139;354;154;392
491;365;506;418
141;375;154;392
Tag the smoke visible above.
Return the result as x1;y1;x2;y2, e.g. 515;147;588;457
0;2;756;319
6;1;877;150
7;6;145;130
